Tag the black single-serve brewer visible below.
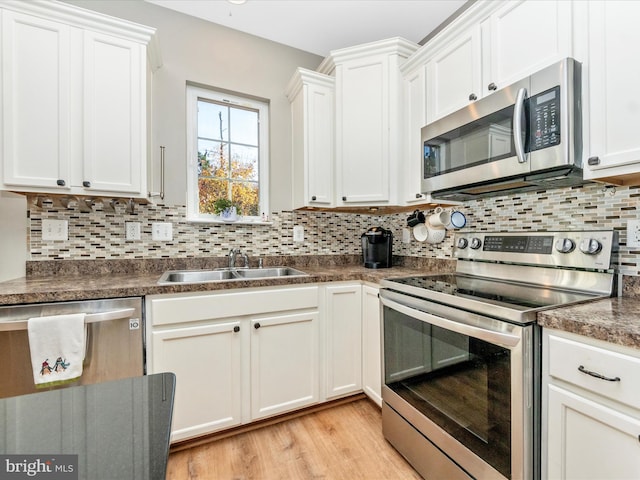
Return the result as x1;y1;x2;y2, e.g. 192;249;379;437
361;227;393;268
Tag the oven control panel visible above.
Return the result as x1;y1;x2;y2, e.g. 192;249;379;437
454;231;617;270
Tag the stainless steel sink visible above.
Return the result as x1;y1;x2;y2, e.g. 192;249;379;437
158;267;308;285
233;267;306;279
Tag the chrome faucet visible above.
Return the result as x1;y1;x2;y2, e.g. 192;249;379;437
229;248;249;268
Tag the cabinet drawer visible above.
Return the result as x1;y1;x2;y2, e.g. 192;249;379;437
548;333;640;410
149;286;319;326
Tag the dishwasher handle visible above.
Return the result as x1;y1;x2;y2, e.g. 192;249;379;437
0;308;136;332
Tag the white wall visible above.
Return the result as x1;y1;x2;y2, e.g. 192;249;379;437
64;0;323;211
0;192;27;281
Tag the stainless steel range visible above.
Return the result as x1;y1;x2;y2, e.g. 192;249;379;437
379;231;617;480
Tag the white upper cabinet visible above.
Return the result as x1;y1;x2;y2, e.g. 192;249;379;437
0;1;155;198
1;10;72;189
402;63;430;204
426;25;482;121
483;0;573;93
417;0;573;124
582;0;640;184
286;68;335;208
320;38;419;207
82;30;145;194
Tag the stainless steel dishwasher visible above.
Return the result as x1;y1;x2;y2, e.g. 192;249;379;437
0;297;144;399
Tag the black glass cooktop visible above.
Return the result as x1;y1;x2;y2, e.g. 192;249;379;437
384;273;600;312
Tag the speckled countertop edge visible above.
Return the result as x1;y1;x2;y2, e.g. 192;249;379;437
4;257;640;351
0;259;448;306
537;297;640;350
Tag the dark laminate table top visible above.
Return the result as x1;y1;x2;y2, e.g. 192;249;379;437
0;372;175;480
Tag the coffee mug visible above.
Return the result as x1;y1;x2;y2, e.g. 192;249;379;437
407;209;426;227
428;207;451;228
446;210;466;229
426;225;446;244
413;223;429;242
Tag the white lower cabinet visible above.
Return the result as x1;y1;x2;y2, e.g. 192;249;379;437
362;284;382;406
146;286;320;443
250;310;319;420
151;320;243;441
323;283;363;399
147;282;385;443
543;329;640;480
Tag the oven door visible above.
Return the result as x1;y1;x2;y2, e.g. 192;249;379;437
380;289;535;480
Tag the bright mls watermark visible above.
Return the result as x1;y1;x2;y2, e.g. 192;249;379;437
0;455;77;479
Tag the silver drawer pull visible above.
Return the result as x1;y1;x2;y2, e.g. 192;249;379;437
578;365;621;382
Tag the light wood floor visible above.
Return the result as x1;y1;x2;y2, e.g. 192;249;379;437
166;398;422;480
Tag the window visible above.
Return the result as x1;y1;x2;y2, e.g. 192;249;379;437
186;85;269;222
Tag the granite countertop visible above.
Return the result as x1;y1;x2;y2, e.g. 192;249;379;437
537;297;640;351
3;256;640;351
0;258;441;305
0;372;175;480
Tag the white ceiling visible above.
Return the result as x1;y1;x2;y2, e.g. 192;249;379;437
145;0;469;57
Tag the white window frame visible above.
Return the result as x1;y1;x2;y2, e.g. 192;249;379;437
186;85;270;223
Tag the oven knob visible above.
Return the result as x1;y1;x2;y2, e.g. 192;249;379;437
470;237;482;249
579;238;602;255
555;238;575;253
457;238;468;249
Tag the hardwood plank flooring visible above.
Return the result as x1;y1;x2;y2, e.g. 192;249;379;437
166;399;422;480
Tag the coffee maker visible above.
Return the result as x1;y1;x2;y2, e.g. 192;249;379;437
361;227;393;269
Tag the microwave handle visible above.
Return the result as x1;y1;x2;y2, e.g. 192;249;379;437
513;87;528;164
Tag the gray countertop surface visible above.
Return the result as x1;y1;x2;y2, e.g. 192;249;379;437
537;297;640;350
2;262;639;351
0;264;428;305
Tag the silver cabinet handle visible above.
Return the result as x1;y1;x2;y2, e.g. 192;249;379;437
513;87;528;164
148;145;166;200
578;365;621;382
0;308;135;332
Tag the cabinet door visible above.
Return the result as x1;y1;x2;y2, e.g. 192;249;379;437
547;384;640;480
362;285;381;406
250;311;319;420
485;0;572;92
82;30;145;194
403;65;428;204
289;71;334;208
426;26;482;122
1;10;71;189
151;321;243;442
583;0;640;181
325;284;362;399
336;56;390;204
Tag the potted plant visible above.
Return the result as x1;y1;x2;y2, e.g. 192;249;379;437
213;198;239;221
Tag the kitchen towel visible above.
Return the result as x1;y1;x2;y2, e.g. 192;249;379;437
28;313;86;387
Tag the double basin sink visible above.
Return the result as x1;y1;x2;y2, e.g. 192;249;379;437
158;267;308;285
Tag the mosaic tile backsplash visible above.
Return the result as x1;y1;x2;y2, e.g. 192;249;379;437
27;182;640;275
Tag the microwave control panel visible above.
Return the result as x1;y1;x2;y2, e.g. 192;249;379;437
529;86;561;151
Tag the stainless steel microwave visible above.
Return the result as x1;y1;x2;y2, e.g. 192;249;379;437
421;58;585;201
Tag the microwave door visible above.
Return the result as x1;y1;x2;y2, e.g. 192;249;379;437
422;101;531;193
421;78;531;195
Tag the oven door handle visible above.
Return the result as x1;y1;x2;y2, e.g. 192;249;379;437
380;296;522;348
